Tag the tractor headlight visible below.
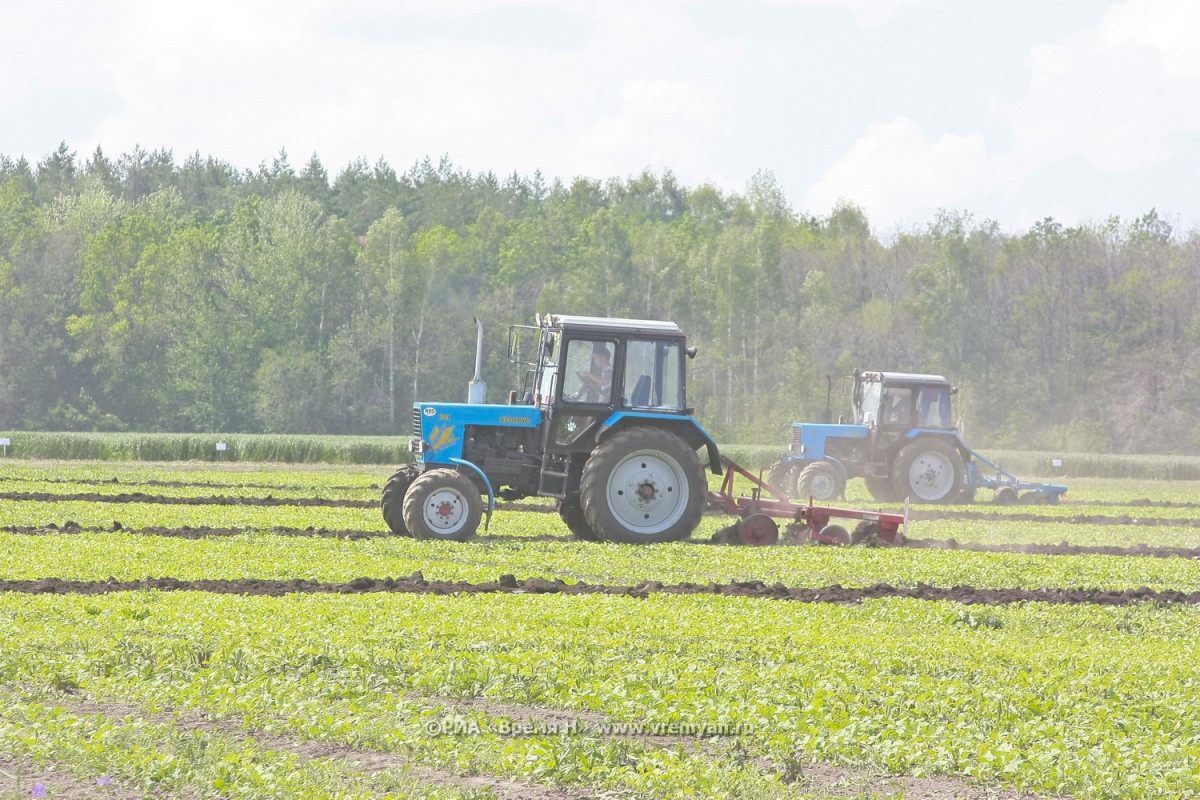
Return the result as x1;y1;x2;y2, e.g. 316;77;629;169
409;437;425;454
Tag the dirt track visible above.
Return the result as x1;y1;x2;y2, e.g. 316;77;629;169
4;573;1198;607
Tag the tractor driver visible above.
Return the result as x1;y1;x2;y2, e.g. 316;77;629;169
883;390;910;425
572;344;612;403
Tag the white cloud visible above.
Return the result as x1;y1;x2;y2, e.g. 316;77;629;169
11;0;734;184
761;0;928;26
804;0;1200;230
1007;0;1200;174
804;117;991;230
1098;0;1200;78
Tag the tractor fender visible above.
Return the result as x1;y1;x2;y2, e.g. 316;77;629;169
597;412;722;475
900;429;972;459
817;456;851;486
449;456;496;532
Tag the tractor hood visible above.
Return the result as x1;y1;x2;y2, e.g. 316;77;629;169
411;402;542;463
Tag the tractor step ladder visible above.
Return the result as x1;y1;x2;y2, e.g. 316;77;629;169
538;454;572;498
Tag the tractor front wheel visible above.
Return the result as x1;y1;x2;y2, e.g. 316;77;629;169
796;461;845;502
891;439;965;503
381;465;420;535
580;427;706;544
402;468;483;541
767;459;798;499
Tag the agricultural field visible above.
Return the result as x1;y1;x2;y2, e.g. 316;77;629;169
2;459;1200;799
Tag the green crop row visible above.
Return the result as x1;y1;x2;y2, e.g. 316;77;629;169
5;524;1200;592
2;591;1199;798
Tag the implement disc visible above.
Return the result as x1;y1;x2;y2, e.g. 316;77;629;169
737;513;779;546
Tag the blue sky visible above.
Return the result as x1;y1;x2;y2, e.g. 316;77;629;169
2;0;1197;234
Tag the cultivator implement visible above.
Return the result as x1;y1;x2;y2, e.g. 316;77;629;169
709;456;907;546
965;448;1068;504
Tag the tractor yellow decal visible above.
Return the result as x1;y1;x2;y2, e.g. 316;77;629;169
428;425;459;453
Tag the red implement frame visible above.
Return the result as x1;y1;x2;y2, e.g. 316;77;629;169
708;455;907;546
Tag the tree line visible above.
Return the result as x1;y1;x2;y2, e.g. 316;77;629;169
1;143;1197;454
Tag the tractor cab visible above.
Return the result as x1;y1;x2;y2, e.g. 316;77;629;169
513;314;696;455
853;370;955;433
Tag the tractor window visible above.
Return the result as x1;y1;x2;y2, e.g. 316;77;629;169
563;339;615;404
881;388;912;426
917;386;951;428
536;332;561;404
858;380;882;425
624;339;684;410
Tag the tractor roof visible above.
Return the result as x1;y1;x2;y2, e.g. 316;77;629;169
860;370;949;385
540;314;683;337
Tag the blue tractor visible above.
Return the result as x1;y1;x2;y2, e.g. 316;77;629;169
769;369;1067;505
381;314;722;543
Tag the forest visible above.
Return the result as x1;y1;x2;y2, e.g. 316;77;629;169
1;142;1197;454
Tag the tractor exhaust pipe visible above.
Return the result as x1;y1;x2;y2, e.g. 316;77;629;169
467;317;487;404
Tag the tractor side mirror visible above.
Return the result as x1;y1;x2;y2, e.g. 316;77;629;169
686;346;698;359
542;331;556;358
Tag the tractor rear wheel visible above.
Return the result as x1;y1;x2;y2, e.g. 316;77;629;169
580;427;706;544
767;459;798;498
796;461;845;502
402;468;483;541
864;475;898;503
381;465;420;536
557;497;600;541
891;439;964;503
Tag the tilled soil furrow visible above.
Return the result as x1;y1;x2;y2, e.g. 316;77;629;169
3;573;1198;607
9;523;1200;559
908;509;1200;527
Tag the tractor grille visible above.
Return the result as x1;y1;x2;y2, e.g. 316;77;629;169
412;408;422;438
791;425;804;455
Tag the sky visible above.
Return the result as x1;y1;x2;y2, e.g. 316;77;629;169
2;0;1198;235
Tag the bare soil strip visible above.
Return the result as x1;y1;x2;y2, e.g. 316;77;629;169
903;537;1200;559
3;573;1197;607
8;522;1200;560
0;753;166;800
907;509;1200;527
